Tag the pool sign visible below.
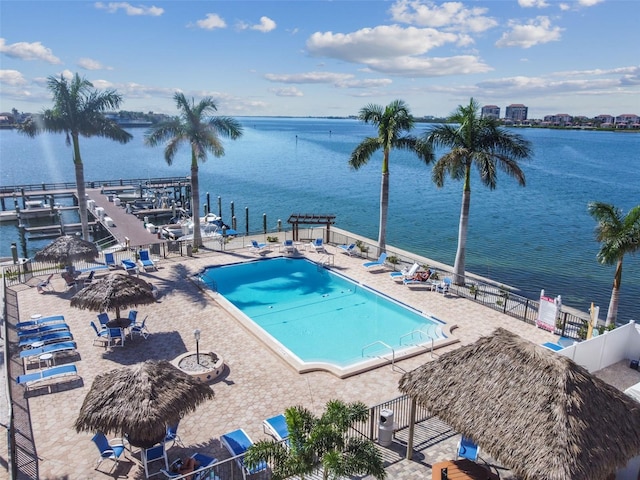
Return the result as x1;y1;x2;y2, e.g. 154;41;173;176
536;289;562;332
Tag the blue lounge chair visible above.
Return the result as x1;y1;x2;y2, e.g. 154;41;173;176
402;270;434;286
363;252;387;269
16;364;79;390
17;322;70;338
161;453;218;480
20;341;77;364
92;432;126;472
457;436;480;461
138;249;157;271
19;330;73;348
220;428;267;479
17;314;65;329
250;240;267;254
17;314;65;330
542;342;563;351
104;251;117;269
310;238;325;252
390;262;420;281
263;413;289;442
338;243;356;256
281;239;296;255
121;259;138;275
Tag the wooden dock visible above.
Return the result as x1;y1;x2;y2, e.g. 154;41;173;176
86;188;164;248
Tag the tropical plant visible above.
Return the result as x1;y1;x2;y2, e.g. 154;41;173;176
245;400;386;480
349;100;433;252
18;73;132;240
424;98;532;285
144;93;243;247
587;202;640;326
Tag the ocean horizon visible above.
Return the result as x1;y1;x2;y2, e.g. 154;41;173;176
0;117;638;322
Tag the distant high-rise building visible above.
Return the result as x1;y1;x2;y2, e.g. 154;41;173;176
481;105;500;119
505;104;528;121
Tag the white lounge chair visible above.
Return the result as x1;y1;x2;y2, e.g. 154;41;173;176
249;240;267;255
338;243;356;256
390;262;420;281
309;238;325;252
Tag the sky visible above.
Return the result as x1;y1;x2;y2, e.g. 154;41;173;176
1;0;638;119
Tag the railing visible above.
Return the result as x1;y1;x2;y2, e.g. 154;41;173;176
0;176;190;195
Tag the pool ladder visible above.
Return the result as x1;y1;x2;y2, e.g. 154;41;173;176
399;324;443;357
362;341;402;372
317;255;334;268
199;276;218;293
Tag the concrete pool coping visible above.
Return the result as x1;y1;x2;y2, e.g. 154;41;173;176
193;258;460;378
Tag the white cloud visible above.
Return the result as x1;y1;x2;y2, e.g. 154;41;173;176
495;16;562;48
0;38;62;64
94;2;163;16
194;13;227;30
78;58;112;71
264;72;354;84
307;25;458;62
518;0;549;7
251;16;277;33
271;87;303;97
0;69;28;86
389;0;498;33
578;0;604;6
367;55;492;77
336;78;393;88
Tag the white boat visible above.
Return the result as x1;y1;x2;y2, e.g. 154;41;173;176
160;214;228;241
0;200;59;223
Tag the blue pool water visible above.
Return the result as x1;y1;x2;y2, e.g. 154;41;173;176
198;257;444;368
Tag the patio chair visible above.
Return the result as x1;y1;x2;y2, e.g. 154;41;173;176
36;273;55;293
17;314;65;330
263;413;289;442
61;271;78;291
435;277;452;295
130;316;150;339
107;327;125;347
138;249;158;272
81;270;96;287
92;431;127;472
363;252;387;270
220;428;267;479
122;259;139;275
249;240;267;255
337;243;356;256
281;239;296;255
456;436;480;462
390;262;420;281
164;422;184;448
104;252;117;269
97;312;110;329
91;321;110;347
142;443;168;478
309;238;325;252
16;364;79;391
161;453;218;480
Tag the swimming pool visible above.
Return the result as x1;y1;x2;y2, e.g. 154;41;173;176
197;257;452;377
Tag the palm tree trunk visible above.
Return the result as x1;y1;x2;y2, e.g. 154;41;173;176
605;258;623;326
72;135;89;240
378;172;389;253
453;167;471;285
191;159;202;248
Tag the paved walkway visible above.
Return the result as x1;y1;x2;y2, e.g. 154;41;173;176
3;243;637;479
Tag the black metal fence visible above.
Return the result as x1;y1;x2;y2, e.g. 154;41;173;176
0;176;190;195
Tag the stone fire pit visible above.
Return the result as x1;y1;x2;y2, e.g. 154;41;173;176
172;351;224;382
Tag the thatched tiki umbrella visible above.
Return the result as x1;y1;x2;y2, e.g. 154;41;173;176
398;328;640;480
34;234;99;267
75;360;214;448
70;272;155;318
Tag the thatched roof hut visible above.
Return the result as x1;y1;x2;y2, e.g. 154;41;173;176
398;328;640;480
70;272;156;318
34;234;98;265
75;360;214;448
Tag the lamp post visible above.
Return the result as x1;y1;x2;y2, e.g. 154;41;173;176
193;329;201;365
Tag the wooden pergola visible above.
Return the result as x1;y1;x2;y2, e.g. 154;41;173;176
287;213;336;242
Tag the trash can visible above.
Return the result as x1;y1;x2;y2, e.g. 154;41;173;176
378;409;394;446
186;244;193;257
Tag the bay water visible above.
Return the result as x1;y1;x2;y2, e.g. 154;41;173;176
0;118;638;321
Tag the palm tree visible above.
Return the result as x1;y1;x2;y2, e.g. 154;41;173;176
424;98;532;285
349;100;433;252
587;202;640;326
144;93;243;248
18;73;132;240
245;400;386;480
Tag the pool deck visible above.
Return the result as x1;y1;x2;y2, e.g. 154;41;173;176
3;243;639;479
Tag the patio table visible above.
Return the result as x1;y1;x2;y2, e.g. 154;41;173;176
432;459;499;480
